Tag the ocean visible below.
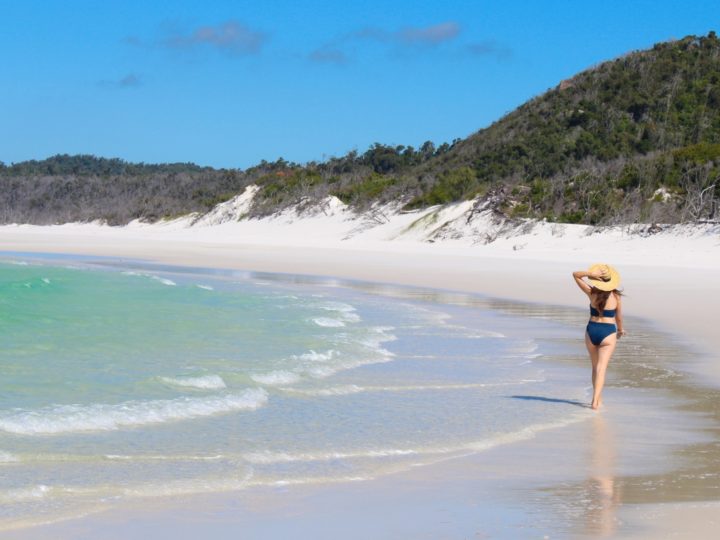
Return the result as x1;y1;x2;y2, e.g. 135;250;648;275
0;255;592;529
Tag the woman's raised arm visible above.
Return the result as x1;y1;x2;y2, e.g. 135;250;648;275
573;270;594;296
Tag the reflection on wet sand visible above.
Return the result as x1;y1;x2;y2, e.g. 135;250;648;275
584;414;622;536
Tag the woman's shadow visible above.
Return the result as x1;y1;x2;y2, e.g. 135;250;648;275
508;395;590;408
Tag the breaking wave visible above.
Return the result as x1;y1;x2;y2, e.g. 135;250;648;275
0;389;268;435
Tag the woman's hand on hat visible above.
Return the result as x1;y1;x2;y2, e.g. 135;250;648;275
590;266;610;281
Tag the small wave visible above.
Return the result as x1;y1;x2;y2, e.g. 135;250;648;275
312;317;345;328
465;330;506;338
404;305;454;326
295;328;397;379
284;381;534;397
289;384;364;396
120;468;254;498
243;448;418;465
506;340;539;355
121;271;176;287
0;485;50;503
507;352;542;361
293;349;337;362
316;301;356;312
361;326;397;344
0;389;268;435
159;375;227;390
104;453;225;462
247;476;369;488
243;415;589;466
0;451;18;463
428;323;505;339
356;340;396;356
315;301;361;323
251;371;302;386
305;356;395;379
41;278;51;284
517;359;533;366
254;343;394;386
304;366;336;378
196;284;214;291
152;276;176;286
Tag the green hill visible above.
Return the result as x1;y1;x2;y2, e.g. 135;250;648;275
403;31;720;223
2;32;719;225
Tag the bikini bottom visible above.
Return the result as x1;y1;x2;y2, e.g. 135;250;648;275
586;321;617;346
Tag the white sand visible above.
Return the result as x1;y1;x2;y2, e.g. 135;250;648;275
1;201;719;538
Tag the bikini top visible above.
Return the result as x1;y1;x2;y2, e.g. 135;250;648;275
590;306;616;317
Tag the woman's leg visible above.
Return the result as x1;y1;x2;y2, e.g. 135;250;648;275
591;335;617;410
585;332;600;395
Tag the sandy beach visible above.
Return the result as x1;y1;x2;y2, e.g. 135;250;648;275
5;3;720;537
1;218;719;538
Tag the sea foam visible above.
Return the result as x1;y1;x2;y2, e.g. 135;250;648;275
315;301;361;323
312;317;345;327
152;276;176;287
242;415;589;466
159;375;227;390
0;389;268;435
283;382;523;397
292;349;337;362
0;485;50;503
243;448;418;464
121;271;176;287
0;451;18;463
251;370;302;386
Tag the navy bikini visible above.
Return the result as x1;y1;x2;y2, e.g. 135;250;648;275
586;306;617;346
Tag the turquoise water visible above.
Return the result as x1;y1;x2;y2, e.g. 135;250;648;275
0;256;591;529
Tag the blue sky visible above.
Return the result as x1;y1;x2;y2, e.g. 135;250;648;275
1;0;718;169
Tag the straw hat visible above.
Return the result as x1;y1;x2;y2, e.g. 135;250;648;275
587;263;621;291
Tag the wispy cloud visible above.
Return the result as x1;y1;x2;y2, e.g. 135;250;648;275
466;40;513;60
98;73;142;89
309;21;461;64
117;73;141;87
163;20;266;55
309;46;349;65
353;21;460;46
396;22;461;45
126;20;267;56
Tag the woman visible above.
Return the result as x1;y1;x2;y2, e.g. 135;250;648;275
572;264;626;410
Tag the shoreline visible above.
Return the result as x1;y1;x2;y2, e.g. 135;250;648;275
1;224;719;538
1;222;718;381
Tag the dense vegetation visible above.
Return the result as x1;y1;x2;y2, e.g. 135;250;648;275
0;155;247;224
418;31;720;224
2;32;720;225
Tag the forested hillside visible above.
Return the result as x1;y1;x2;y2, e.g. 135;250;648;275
2;32;719;225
